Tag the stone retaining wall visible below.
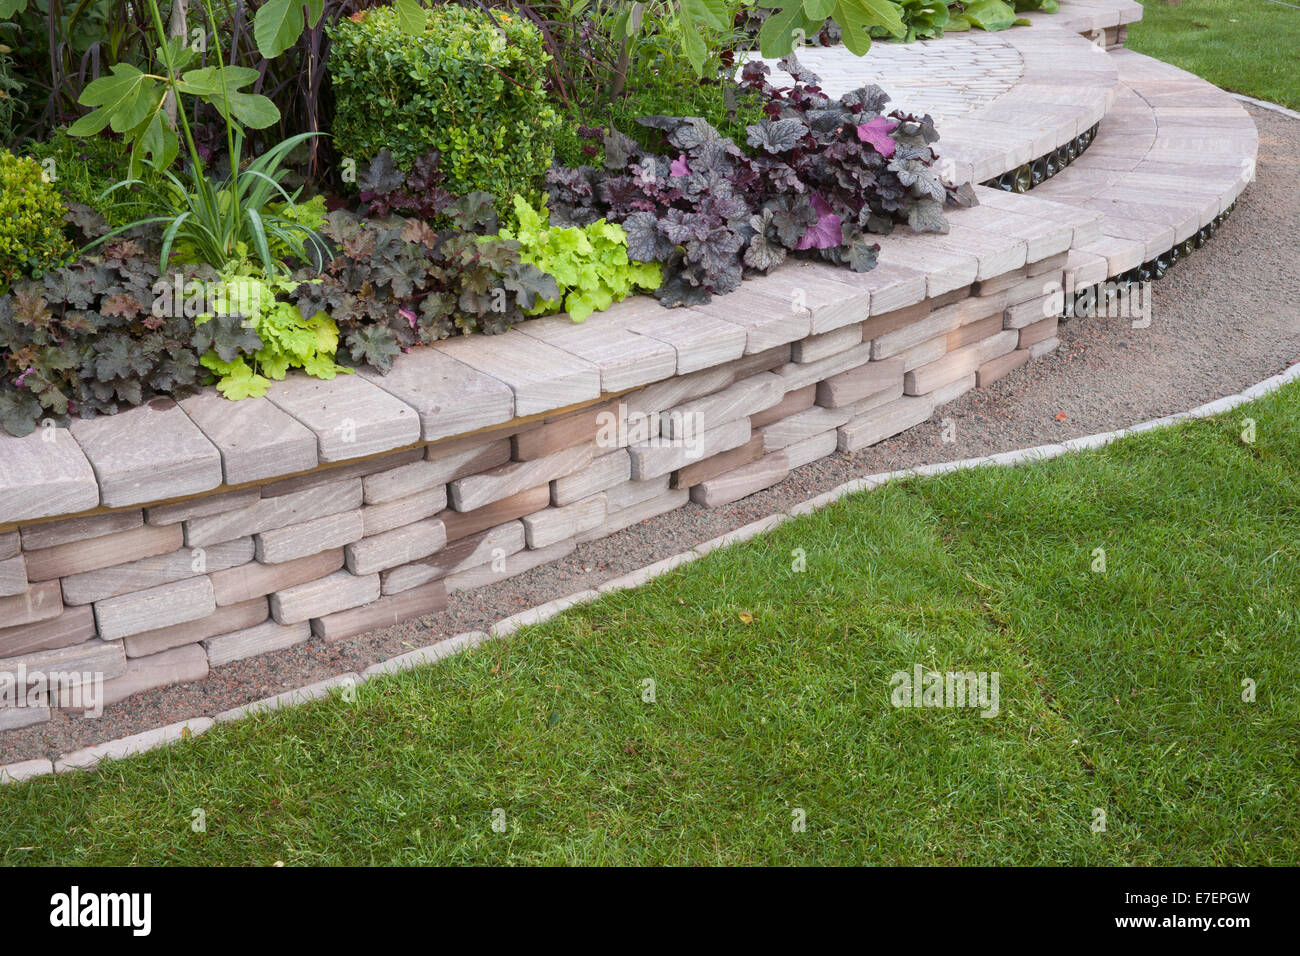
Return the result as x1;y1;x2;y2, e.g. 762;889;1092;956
0;252;1068;732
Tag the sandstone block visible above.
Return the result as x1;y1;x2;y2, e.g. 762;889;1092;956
264;374;421;462
0;555;25;597
791;324;863;364
671;435;765;489
605;476;671;514
450;443;594;512
551;450;631;506
209;550;343;608
381;521;525;595
441;485;550;542
61;537;252;605
270;570;380;625
575;489;689;544
628;418;751;481
0;428;99;523
94;576;216;641
838;396;936;452
1018;316;1060;349
904;330;1019;396
255;510;364;565
361;487;448;537
185;477;361;547
815;357;905;409
750;384;816;430
19;510;142;551
145;488;262;527
782;429;839;470
0;581;63;630
179;390;319;486
123;597;268;658
444;538;576;593
689;451;790;507
761;407;852;452
345;518;446;576
69;398;222;507
660;373;784;440
0;605;96;658
203;619;311;667
512;399;618;461
24;523;183;583
523;495;607;549
310;581;447;643
1004;294;1060;330
976;349;1032;388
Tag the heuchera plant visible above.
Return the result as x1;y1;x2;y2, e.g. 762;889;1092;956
288;186;561;371
498;196;662;322
195;273;350;399
546;54;965;307
0;240;208;436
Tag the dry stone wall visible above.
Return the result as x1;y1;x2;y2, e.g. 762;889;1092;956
0;252;1069;731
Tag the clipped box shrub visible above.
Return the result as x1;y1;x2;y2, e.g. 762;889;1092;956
328;4;560;208
0;149;73;291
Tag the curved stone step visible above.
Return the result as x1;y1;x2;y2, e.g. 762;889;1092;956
1017;49;1257;284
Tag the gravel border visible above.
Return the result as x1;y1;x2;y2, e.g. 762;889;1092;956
3;103;1297;771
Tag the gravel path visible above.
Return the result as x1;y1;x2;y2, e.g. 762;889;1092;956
4;104;1297;766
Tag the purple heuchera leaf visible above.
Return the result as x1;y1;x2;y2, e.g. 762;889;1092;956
670;153;690;177
796;194;842;250
857;117;898;158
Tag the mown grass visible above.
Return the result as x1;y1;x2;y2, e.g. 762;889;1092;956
1128;0;1300;109
2;380;1297;866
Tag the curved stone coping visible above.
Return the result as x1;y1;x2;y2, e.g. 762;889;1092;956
1020;0;1144;36
1;187;1086;528
10;357;1295;785
1024;50;1259;285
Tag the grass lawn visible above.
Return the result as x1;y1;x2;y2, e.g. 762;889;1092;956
2;380;1297;866
1127;0;1300;109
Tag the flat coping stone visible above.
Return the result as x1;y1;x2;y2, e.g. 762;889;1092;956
0;428;101;524
357;347;516;442
69;398;223;508
434;329;602;417
180;391;320;486
264;374;421;463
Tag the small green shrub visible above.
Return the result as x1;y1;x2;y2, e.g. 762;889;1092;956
0;149;73;291
498;196;661;322
328;4;560;208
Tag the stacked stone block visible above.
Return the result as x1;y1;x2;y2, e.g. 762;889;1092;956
0;259;1071;729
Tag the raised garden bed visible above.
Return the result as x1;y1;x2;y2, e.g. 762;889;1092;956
0;0;1261;729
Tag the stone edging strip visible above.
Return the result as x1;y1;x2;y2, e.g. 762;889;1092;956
4;358;1296;785
1228;93;1300;121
